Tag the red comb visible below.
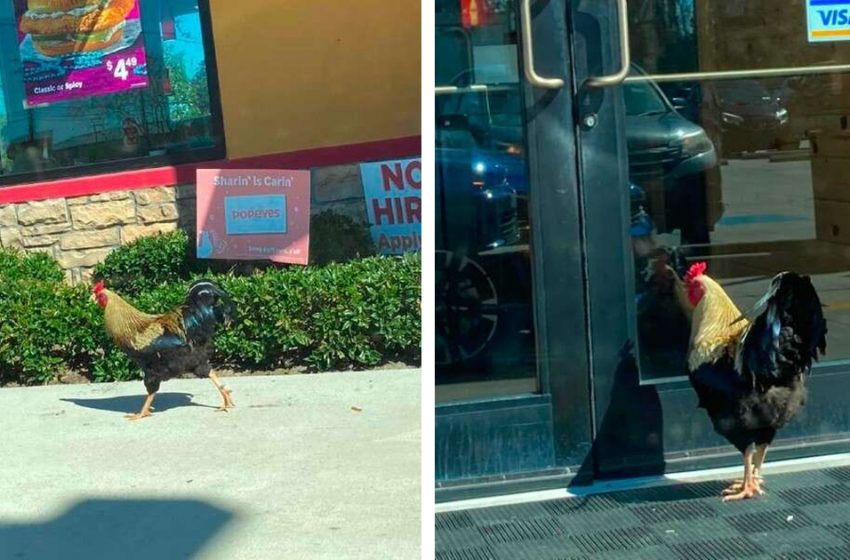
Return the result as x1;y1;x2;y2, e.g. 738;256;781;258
92;280;105;294
684;262;707;283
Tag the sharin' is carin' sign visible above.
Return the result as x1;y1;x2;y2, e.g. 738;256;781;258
196;169;311;265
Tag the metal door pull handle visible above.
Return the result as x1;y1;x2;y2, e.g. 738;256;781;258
521;0;564;89
585;0;630;88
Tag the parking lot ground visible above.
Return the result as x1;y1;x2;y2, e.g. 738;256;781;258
0;369;421;560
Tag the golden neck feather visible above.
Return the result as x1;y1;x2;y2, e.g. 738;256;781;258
102;289;158;346
687;275;750;370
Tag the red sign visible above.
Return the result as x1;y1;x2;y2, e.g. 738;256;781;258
461;0;487;28
195;169;311;265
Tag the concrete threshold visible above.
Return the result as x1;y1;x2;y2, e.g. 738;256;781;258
436;452;850;513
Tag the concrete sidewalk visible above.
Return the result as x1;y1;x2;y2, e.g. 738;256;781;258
0;369;420;560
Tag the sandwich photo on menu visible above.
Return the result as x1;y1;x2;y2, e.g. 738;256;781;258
19;0;136;57
14;0;148;108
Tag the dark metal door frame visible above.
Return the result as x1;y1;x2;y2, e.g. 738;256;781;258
436;0;594;501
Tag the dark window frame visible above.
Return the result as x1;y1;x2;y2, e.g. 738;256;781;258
0;1;226;188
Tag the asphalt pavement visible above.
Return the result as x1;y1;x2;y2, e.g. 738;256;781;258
0;369;421;560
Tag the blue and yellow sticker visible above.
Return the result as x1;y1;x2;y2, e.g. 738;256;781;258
808;0;850;42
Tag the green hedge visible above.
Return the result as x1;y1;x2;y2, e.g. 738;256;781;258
91;212;377;295
308;210;377;266
0;231;420;385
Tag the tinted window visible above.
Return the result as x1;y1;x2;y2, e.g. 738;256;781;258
0;0;222;183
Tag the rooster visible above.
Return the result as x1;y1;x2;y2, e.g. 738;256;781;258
92;279;235;420
665;261;826;501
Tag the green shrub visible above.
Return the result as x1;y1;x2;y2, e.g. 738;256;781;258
0;280;102;385
0;249;66;383
0;248;64;283
0;239;420;385
92;230;196;296
309;211;377;266
212;253;421;370
93;210;379;294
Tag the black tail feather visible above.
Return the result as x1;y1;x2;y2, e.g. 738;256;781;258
739;272;827;386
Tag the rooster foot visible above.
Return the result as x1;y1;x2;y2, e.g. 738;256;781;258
722;481;764;502
721;477;765;495
125;411;152;421
215;389;235;412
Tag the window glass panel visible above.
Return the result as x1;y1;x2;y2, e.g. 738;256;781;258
435;0;539;401
0;0;221;181
626;0;850;380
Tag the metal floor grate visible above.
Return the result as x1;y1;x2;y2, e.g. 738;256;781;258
570;526;661;554
436;511;475;532
436;466;850;559
826;522;850;544
630;500;716;524
824;466;850;484
777;483;850;507
435;547;497;560
723;509;814;533
772;547;850;560
479;518;566;544
670;537;765;559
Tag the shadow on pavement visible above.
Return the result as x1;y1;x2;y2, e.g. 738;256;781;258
0;498;233;560
61;392;212;414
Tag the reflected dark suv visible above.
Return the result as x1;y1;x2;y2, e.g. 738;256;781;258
713;79;790;154
435;109;532;369
435;113;523;255
624;65;722;244
664;79;793;155
434;70;724;367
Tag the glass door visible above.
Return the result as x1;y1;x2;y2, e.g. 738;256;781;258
575;0;850;478
435;0;592;492
436;0;542;400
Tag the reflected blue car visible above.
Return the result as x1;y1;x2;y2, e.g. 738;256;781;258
437;68;722;252
436;115;523;254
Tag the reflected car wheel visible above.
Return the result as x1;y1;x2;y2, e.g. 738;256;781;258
435;250;500;366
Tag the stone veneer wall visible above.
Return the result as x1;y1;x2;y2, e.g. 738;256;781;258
0;163;368;283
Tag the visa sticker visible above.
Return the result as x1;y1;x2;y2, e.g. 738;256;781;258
807;0;850;42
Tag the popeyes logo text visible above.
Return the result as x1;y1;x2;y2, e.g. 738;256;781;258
231;208;282;219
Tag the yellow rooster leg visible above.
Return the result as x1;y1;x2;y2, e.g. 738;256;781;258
752;443;768;481
722;447;764;502
126;393;156;421
725;444;768;495
209;372;235;412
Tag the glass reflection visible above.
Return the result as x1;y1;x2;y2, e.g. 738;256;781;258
435;0;537;400
627;2;850;378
